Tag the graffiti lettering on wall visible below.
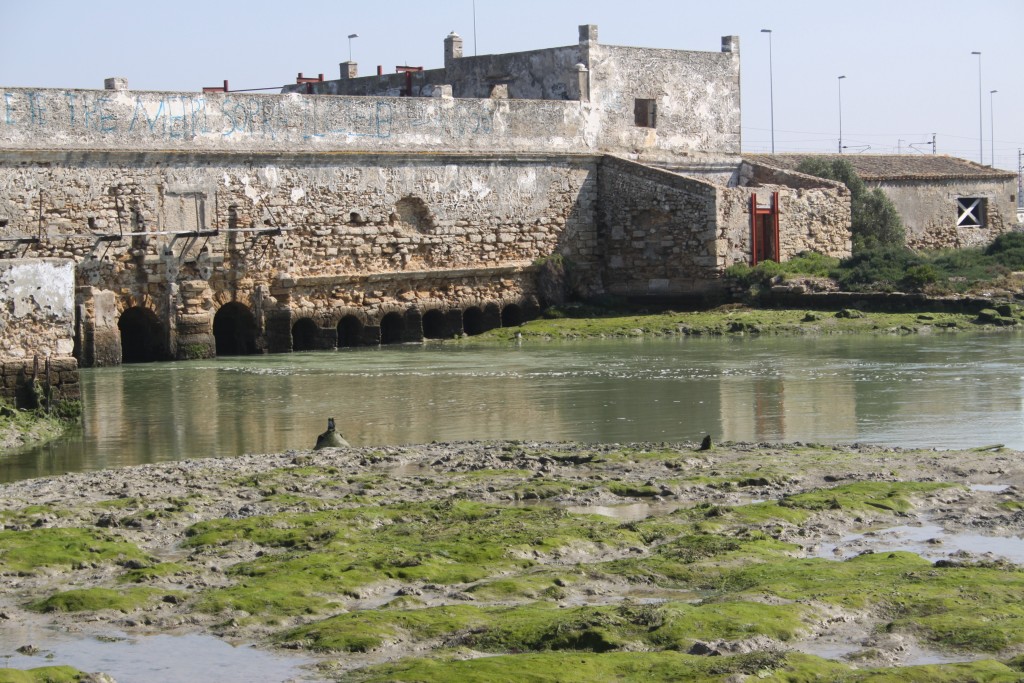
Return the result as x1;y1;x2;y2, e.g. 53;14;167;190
0;90;509;143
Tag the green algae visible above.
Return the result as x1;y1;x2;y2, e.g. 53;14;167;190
343;651;1024;683
278;600;808;655
0;528;149;573
118;561;188;583
462;307;985;344
781;481;955;513
29;586;182;613
0;666;90;683
189;501;647;617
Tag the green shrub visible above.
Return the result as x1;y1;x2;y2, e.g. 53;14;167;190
832;247;923;291
796;158;905;251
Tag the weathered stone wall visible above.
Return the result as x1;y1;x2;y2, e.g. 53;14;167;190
598;157;720;295
0;151;598;362
588;41;741;162
717;186;852;264
0;259;79;407
870;177;1017;249
599;157;851;297
0;259;76;359
0;88;592;155
282;26;741;163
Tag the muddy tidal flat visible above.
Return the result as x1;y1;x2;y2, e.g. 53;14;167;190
3;441;1024;682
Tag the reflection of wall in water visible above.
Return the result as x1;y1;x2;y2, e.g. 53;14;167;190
719;375;856;443
339;364;560;444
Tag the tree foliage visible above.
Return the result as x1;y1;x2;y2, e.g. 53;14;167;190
796;158;905;252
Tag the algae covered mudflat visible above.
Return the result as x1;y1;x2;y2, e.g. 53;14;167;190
2;441;1024;682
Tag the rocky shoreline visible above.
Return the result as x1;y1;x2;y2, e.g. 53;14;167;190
2;440;1024;681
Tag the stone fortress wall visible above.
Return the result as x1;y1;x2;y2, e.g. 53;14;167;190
0;25;850;369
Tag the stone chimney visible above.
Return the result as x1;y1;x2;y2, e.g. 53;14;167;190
339;62;358;79
579;25;598;46
104;77;128;91
444;32;463;67
721;35;739;54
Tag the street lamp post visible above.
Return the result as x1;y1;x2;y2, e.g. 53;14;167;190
972;51;982;164
348;33;359;63
837;75;846;154
761;29;774;154
990;89;998;167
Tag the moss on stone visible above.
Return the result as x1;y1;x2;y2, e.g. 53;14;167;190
0;527;150;573
29;586;181;613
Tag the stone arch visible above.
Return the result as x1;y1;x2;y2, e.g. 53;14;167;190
501;303;525;327
292;317;318;351
463;306;486;336
118;306;165;364
213;302;259;356
422;309;448;339
389;196;434;233
380;312;405;345
337;315;365;348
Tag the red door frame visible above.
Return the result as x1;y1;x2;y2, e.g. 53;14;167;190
750;191;780;265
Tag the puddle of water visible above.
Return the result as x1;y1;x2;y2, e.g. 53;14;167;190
795;639;976;666
564;502;682;522
0;626;316;683
387;463;435;478
817;523;1024;564
969;484;1011;492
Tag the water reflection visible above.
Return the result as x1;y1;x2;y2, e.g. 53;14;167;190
0;626;315;683
4;334;1024;482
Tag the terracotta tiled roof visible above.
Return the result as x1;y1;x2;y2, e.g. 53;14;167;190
745;154;1016;182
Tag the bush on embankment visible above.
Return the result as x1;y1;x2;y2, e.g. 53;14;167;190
727;231;1024;295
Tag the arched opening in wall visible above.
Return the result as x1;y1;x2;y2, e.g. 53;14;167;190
380;312;405;345
292;318;318;352
463;307;486;336
213;302;259;356
483;303;501;333
501;304;525;328
422;309;448;339
337;315;364;348
390;196;433;233
119;306;164;364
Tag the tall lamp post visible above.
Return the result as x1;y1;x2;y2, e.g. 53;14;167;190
761;29;775;154
990;89;998;167
971;51;982;164
348;33;359;63
837;75;846;153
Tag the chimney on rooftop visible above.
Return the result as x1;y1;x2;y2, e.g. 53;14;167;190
579;25;598;46
340;62;358;80
104;77;128;91
444;32;463;67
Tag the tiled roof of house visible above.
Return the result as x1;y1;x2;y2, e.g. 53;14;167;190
744;154;1016;182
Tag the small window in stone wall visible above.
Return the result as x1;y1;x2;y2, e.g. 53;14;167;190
956;197;987;228
634;99;657;128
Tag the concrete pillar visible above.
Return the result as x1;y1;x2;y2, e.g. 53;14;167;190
721;36;739;54
444;32;463;67
80;288;121;367
576;64;590;102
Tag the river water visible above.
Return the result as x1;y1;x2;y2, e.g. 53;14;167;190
4;332;1023;483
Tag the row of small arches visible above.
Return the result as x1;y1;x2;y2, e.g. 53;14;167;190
117;301;529;363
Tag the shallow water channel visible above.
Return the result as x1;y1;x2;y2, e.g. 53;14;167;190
5;332;1024;483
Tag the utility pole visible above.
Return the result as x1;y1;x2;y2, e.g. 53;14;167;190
1018;148;1023;211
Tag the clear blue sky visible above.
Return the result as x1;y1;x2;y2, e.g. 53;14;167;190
2;0;1022;171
